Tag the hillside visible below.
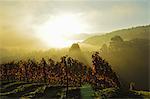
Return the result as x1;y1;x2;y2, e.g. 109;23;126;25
99;37;149;90
1;81;149;98
81;25;150;91
83;25;150;47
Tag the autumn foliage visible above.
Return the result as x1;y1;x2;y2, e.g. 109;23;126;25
0;52;120;89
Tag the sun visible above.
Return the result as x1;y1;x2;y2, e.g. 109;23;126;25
35;13;86;48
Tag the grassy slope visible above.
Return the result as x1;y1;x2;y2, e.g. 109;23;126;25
80;84;95;99
131;90;150;98
83;25;150;47
0;81;149;98
94;87;150;98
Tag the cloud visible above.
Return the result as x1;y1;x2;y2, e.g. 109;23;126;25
0;1;47;49
0;0;149;49
0;26;45;49
80;1;149;32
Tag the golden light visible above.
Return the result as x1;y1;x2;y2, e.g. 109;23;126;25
36;13;87;48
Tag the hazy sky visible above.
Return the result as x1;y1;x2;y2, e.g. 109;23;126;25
0;0;149;49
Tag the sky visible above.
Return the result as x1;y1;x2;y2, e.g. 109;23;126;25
0;0;149;49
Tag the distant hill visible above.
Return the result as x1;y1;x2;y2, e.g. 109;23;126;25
81;25;150;91
83;25;150;47
99;37;149;90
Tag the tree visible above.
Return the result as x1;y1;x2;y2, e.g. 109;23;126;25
92;52;120;89
111;35;123;42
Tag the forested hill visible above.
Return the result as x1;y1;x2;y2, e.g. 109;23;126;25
83;25;150;46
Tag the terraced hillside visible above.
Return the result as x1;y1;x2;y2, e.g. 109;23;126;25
0;81;150;99
0;80;84;99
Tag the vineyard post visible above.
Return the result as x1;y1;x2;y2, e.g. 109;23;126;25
79;63;82;87
43;58;47;84
66;59;69;98
24;63;28;82
5;64;8;81
64;56;68;98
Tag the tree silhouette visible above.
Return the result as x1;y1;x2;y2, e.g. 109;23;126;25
92;52;120;89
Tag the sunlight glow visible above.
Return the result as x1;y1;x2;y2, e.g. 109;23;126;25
36;13;87;48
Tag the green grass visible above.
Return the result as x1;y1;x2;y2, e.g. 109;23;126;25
0;83;43;96
0;81;28;93
93;87;150;98
39;86;65;98
93;87;121;98
22;85;47;98
0;81;149;98
0;80;15;86
80;84;95;99
131;90;150;98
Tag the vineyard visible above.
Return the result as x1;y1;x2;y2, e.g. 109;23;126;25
0;52;149;98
